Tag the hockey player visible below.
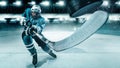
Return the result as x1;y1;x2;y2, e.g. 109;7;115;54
20;5;57;66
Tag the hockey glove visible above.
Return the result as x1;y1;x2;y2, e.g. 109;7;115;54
29;25;43;35
28;25;38;35
20;17;31;27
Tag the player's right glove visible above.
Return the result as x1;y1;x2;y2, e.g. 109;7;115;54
20;17;26;26
20;17;31;27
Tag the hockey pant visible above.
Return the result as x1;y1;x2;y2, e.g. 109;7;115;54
22;31;51;56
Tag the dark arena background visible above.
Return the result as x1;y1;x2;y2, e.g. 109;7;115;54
0;0;120;68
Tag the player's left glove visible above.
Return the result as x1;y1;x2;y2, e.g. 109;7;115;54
28;25;42;35
29;25;38;35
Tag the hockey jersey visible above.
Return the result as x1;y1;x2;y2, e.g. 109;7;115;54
22;8;46;33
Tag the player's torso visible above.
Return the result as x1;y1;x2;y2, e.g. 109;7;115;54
29;17;41;25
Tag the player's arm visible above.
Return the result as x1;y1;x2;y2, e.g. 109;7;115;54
34;18;46;33
20;8;31;26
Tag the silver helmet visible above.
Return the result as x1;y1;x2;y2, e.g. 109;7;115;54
31;5;41;14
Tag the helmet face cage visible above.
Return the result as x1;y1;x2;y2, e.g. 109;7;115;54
31;5;41;14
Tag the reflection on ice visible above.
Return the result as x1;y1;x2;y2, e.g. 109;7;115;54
43;31;74;41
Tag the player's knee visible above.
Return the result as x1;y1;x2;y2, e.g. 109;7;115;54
22;36;33;45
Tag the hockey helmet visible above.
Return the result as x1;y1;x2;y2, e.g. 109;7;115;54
31;5;41;14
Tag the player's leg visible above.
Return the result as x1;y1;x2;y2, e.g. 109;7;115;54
22;31;37;65
40;44;57;58
32;35;57;58
37;33;55;50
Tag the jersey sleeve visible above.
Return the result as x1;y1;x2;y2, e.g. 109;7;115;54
35;17;46;33
22;8;31;20
37;17;46;29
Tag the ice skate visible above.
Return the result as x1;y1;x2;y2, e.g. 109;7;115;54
32;54;38;66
